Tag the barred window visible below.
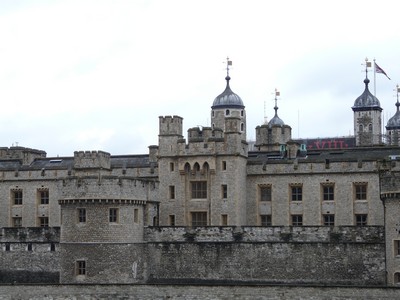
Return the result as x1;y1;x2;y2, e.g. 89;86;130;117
191;181;207;199
13;190;23;205
291;186;302;201
355;214;368;226
260;215;272;226
260;186;271;201
291;215;303;226
39;190;49;205
78;208;86;223
191;212;207;226
323;185;334;201
76;260;86;276
354;183;367;200
323;214;335;226
222;185;228;199
109;208;119;223
39;217;49;227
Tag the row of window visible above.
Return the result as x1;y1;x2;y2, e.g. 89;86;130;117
77;208;140;224
12;217;49;227
169;160;229;173
167;182;368;201
261;214;368;226
260;183;367;202
2;243;56;252
11;189;49;206
167;212;368;227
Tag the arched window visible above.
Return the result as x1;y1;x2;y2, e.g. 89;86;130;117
368;124;372;132
193;162;200;172
184;162;191;173
240;123;244;132
359;124;363;132
203;162;209;172
225;109;230;116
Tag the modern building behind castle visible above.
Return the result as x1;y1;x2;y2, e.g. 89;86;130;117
2;62;400;289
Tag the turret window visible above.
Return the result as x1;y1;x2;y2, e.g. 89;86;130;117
240;123;244;132
225;109;230;116
368;124;372;132
241;110;244;117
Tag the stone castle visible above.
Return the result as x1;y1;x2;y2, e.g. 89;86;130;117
2;62;400;294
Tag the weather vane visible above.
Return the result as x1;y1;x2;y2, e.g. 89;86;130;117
363;57;372;78
225;57;232;77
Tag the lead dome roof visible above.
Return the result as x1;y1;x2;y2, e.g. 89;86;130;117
386;101;400;129
352;78;382;111
212;76;244;109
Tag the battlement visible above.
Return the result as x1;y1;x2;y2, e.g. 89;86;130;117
0;146;46;165
73;150;111;169
159;115;183;136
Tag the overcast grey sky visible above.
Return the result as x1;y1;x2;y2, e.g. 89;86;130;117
0;0;399;157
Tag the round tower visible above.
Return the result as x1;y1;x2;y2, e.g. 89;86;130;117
386;85;400;146
211;59;246;140
352;60;383;146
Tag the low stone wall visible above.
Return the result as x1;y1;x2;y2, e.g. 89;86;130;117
144;226;385;243
0;284;399;300
0;227;60;283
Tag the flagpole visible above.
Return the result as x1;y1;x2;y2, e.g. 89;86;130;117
373;58;376;96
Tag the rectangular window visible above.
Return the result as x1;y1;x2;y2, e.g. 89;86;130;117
355;214;368;226
27;243;32;251
260;186;271;201
291;186;302;201
354;183;367;200
394;240;400;256
222;161;227;170
221;214;228;226
78;208;86;223
191;181;207;199
170;162;174;172
39;217;49;227
323;185;334;201
134;209;139;223
39;189;49;205
169;185;175;199
169;215;175;226
260;215;272;226
291;215;303;226
12;217;22;227
76;260;86;276
12;190;23;205
323;214;335;226
191;212;207;226
109;208;119;223
222;184;228;199
5;243;10;251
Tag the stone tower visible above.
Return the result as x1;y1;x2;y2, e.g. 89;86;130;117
58;151;151;283
386;86;400;146
157;67;248;226
255;90;293;155
380;160;400;285
352;72;382;146
211;60;246;140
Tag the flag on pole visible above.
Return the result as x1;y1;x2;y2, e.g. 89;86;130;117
375;62;391;80
227;60;232;66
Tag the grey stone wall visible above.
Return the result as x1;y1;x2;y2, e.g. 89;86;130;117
146;241;385;286
1;284;400;300
0;227;60;283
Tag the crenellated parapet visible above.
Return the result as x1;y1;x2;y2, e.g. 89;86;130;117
0;146;46;165
73;150;111;170
159;115;183;136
